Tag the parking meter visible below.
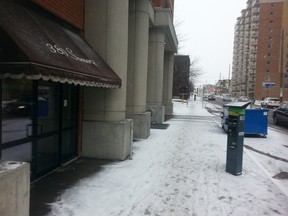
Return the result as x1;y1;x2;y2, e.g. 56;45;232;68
224;102;250;176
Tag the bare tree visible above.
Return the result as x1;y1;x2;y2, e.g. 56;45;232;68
174;21;203;92
189;57;202;83
188;57;203;93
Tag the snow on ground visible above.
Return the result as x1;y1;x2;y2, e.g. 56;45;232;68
47;99;288;216
244;128;288;197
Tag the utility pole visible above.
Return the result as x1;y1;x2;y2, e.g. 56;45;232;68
220;72;222;96
228;64;231;94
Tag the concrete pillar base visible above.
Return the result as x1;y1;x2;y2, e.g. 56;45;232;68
0;161;30;216
82;119;133;160
127;112;151;139
163;101;173;115
146;105;165;124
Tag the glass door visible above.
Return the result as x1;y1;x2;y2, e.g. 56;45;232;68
34;81;78;178
34;81;60;177
60;85;78;162
1;79;79;180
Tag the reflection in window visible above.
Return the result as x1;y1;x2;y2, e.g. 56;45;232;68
2;79;32;143
1;142;32;162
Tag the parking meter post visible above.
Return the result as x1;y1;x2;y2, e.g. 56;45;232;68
225;102;250;176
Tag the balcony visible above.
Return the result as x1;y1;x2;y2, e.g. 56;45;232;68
252;8;260;15
252;16;259;23
251;33;258;38
250;41;258;46
252;24;259;30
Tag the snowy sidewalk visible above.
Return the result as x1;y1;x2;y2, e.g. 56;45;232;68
45;99;288;216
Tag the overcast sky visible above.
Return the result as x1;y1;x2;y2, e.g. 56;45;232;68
174;0;248;86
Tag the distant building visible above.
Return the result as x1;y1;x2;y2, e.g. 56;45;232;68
173;55;190;100
231;0;288;101
203;84;216;95
215;79;230;95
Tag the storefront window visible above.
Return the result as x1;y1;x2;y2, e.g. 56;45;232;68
2;79;33;143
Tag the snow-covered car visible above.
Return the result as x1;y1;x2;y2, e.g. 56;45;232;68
272;103;288;126
261;97;280;108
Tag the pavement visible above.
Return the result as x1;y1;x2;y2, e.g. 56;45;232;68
30;158;110;216
30;97;288;216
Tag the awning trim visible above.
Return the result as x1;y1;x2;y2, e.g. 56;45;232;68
0;73;119;88
0;62;120;88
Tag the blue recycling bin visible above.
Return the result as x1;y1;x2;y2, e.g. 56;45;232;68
244;109;269;137
222;108;269;137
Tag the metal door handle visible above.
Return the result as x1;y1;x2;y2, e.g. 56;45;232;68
26;124;43;137
26;124;33;137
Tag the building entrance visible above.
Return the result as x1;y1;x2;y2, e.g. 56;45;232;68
0;79;78;180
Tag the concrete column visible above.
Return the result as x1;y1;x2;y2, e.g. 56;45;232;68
126;0;151;139
163;52;174;115
83;0;132;160
147;28;165;124
0;161;30;216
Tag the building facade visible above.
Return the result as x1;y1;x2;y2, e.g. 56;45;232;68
231;0;288;101
0;0;177;212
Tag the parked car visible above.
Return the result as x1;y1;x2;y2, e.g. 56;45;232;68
222;94;232;102
207;94;216;101
273;103;288;126
4;97;32;115
261;97;281;108
203;93;209;99
238;96;250;102
3;97;47;116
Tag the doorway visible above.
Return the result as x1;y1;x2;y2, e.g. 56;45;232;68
0;79;78;180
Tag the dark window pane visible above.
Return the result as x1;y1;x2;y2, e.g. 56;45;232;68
37;135;59;174
61;129;77;160
62;85;77;128
37;81;59;134
2;79;32;143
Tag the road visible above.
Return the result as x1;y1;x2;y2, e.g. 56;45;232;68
203;98;288;134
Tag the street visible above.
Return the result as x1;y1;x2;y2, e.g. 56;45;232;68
203;98;288;134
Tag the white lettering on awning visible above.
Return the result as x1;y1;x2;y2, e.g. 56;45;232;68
46;43;99;66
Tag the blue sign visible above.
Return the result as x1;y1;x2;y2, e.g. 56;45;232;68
262;82;276;89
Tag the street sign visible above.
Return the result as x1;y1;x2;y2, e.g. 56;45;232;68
262;82;276;89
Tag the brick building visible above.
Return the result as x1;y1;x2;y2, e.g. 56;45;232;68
231;0;288;101
173;55;190;100
32;0;84;30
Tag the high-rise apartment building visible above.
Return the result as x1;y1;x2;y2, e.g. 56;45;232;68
231;0;288;101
